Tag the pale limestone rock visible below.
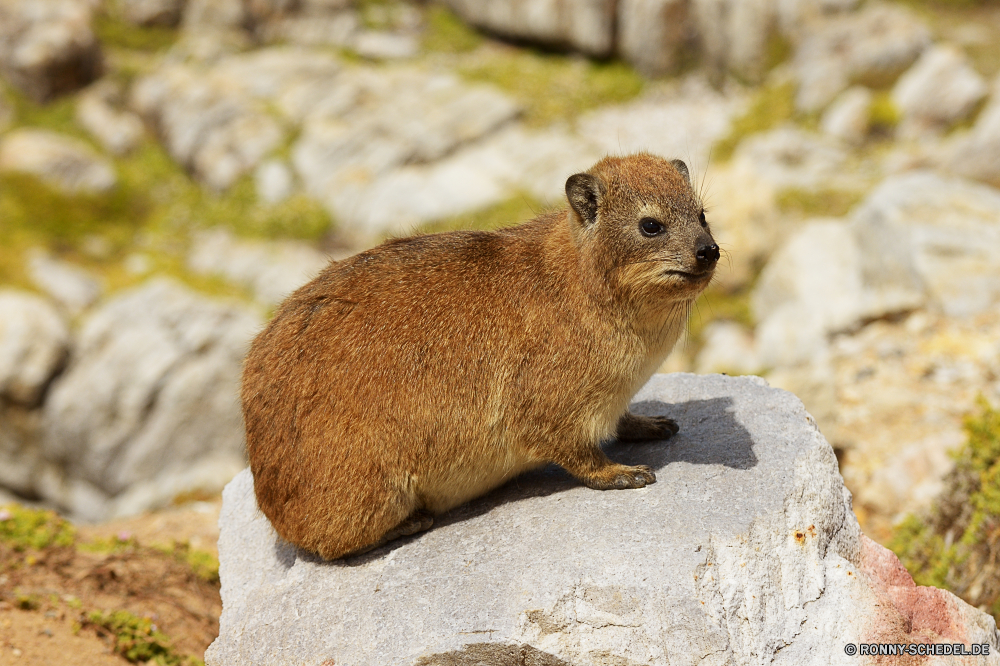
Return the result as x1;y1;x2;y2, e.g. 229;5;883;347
41;278;261;517
892;44;987;136
820;86;872;145
254;159;294;204
0;290;69;407
692;0;777;82
205;373;1000;665
27;250;102;315
616;0;690;77
694;321;760;375
351;30;418;60
0;128;116;194
943;75;1000;187
121;0;185;27
442;0;616;57
76;80;145;155
187;229;330;306
794;3;931;113
0;0;103;102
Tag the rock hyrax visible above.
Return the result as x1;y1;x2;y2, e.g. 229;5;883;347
243;152;720;559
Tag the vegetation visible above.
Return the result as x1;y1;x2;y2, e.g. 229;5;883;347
713;81;796;161
459;49;644;127
890;398;1000;621
84;609;204;666
414;193;549;236
776;186;865;218
422;5;484;54
868;91;900;136
0;504;76;551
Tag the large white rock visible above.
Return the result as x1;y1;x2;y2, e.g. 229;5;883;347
121;0;185;27
850;171;1000;318
692;0;777;82
41;278;261;517
27;250;103;315
0;0;103;102
76;80;145;155
0;128;116;194
442;0;616;57
187;229;331;307
943;75;1000;187
794;3;930;113
616;0;690;77
205;373;1000;665
892;44;987;136
0;290;69;407
820;86;872;145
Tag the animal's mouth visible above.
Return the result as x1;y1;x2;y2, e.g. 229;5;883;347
663;269;713;281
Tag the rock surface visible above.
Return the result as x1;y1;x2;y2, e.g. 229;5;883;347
794;3;930;113
0;128;116;194
40;278;261;520
27;250;103;315
0;290;69;407
442;0;616;57
205;373;1000;666
944;75;1000;187
0;0;103;102
76;80;145;155
892;44;987;136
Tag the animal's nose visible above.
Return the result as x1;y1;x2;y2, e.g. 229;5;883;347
696;243;720;265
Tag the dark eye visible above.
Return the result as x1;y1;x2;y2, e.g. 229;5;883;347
639;218;664;237
699;211;707;227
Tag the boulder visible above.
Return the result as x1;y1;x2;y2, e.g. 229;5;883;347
76;80;145;155
41;278;261;518
943;76;1000;187
694;321;760;375
0;0;103;102
820;86;872;145
0;290;69;407
205;373;1000;665
729;126;851;191
441;0;616;57
850;171;1000;318
131;61;284;191
27;249;103;315
892;44;987;136
616;0;691;77
187;229;331;307
254;159;294;205
0;128;116;194
794;3;931;113
691;0;776;82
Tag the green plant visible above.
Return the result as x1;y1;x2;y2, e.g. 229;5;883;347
422;5;483;54
713;81;796;161
776;187;864;217
890;397;1000;620
868;91;900;135
85;610;203;665
458;50;644;126
413;193;549;237
0;504;76;551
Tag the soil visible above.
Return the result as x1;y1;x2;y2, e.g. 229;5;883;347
0;500;222;666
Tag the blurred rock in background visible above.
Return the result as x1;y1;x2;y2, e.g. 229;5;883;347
0;0;999;631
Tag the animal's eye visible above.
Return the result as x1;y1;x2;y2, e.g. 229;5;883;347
639;218;664;237
699;211;707;227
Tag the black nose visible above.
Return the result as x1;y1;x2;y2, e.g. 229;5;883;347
697;243;720;265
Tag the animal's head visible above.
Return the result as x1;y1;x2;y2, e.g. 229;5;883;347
565;153;718;305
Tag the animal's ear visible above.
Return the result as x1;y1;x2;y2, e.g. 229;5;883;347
566;173;603;226
671;159;691;186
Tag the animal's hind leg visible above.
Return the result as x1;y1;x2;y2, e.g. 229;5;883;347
615;411;679;442
341;509;434;558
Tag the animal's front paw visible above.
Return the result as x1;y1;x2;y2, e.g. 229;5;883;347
616;412;679;442
583;464;656;490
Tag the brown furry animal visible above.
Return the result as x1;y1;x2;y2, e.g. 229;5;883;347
243;152;719;559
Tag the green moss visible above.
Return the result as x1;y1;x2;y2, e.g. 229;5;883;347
413;194;549;237
422;5;484;54
0;504;76;552
890;397;1000;622
868;91;900;135
94;10;180;53
713;81;796;161
459;50;644;126
776;187;864;218
85;609;203;666
7;87;83;138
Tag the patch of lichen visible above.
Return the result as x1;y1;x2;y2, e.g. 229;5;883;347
94;4;180;53
6;86;87;139
0;505;77;552
413;193;551;237
84;609;204;666
890;397;1000;621
776;187;864;218
713;80;796;161
458;48;644;127
422;5;484;54
868;91;900;136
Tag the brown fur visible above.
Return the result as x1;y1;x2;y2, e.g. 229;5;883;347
242;153;717;559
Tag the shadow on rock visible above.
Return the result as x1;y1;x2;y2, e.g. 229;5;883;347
305;396;754;566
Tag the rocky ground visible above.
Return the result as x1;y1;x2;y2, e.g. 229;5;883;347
3;0;1000;658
